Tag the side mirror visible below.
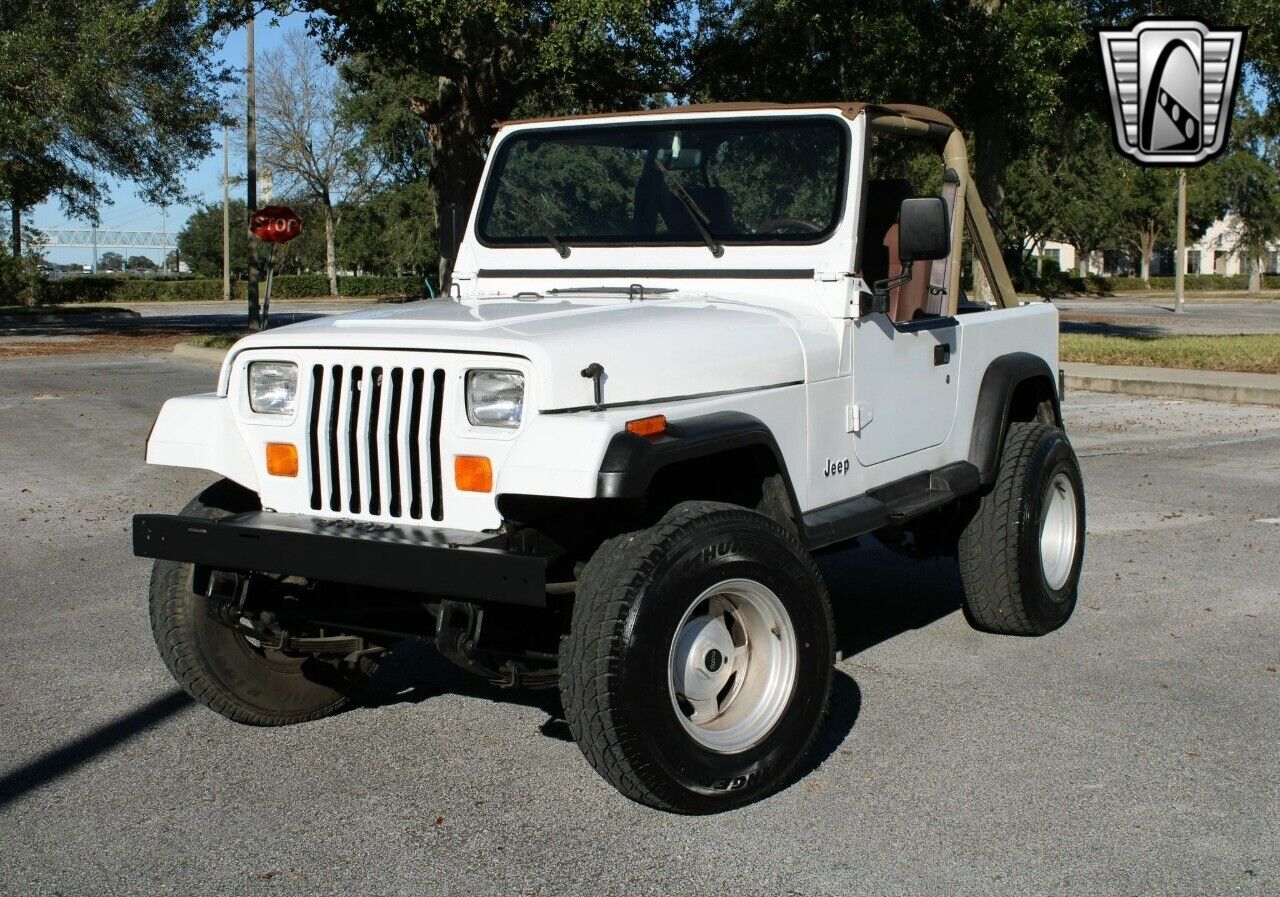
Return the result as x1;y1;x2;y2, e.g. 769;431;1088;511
898;197;950;263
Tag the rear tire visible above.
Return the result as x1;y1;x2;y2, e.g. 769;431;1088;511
148;480;360;726
560;501;834;813
958;422;1085;635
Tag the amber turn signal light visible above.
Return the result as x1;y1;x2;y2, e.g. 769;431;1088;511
626;414;667;438
265;442;299;477
454;455;493;492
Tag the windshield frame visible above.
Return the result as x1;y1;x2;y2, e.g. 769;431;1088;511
474;113;853;251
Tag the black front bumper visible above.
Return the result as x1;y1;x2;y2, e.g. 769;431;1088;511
132;512;550;606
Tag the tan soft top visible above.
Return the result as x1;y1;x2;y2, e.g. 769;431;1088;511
498;101;956;130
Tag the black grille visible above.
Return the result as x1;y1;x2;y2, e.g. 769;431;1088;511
307;363;445;520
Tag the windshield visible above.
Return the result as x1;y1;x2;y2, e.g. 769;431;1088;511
477;116;848;248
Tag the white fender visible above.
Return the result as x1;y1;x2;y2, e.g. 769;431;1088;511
146;394;259;493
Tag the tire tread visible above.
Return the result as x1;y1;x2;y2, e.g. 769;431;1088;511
560;501;832;812
148;480;353;727
958;422;1073;636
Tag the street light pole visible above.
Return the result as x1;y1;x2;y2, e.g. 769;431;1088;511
245;6;260;329
1175;168;1187;315
223;125;231;302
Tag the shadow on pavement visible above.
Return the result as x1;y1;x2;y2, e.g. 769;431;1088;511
1058;319;1162;337
353;539;960;765
360;638;565;722
0;688;192;809
0;312;328;337
818;537;964;659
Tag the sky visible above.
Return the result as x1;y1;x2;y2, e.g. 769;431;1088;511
31;12;315;268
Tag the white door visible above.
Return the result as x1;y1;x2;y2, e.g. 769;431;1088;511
851;312;960;466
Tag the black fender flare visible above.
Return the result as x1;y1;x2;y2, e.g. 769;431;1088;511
969;352;1063;484
596;410;802;516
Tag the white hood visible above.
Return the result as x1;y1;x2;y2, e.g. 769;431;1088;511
227;292;828;411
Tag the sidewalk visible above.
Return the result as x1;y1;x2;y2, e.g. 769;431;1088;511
1063;362;1280;407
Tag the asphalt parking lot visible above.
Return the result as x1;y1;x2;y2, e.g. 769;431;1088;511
1;352;1277;896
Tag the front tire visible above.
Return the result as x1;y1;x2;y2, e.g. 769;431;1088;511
148;480;361;726
560;502;834;813
958;422;1086;635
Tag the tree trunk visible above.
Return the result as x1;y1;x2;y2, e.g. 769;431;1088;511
1076;249;1088;278
1249;255;1262;294
971;2;1007;249
11;204;20;258
1138;229;1157;284
432;157;486;291
1036;240;1044;276
415;77;503;293
323;201;338;297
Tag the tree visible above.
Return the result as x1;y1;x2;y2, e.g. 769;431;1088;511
178;200;250;278
127;255;159;272
689;0;1089;255
0;0;229;256
688;0;1280;280
1051;116;1126;278
255;0;681;285
99;252;125;272
1219;107;1280;293
338;60;440;279
255;32;378;296
1114;166;1225;284
1001;149;1064;285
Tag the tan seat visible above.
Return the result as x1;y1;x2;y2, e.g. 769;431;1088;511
882;223;932;323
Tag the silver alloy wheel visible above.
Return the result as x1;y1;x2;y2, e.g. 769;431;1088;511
1039;471;1079;592
667;578;797;754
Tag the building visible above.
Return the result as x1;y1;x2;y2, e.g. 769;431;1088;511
1039;215;1280;277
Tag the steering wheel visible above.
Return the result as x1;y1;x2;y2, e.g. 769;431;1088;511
754;217;824;234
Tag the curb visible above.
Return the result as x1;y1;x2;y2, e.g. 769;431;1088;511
1064;364;1280;407
172;343;229;365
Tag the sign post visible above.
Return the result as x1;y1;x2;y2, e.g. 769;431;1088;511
249;205;302;328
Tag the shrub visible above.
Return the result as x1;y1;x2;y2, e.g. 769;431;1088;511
1034;271;1280;297
1104;274;1256;292
0;254;32;304
37;274;425;304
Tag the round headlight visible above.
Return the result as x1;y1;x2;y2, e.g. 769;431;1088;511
466;369;524;428
248;361;298;415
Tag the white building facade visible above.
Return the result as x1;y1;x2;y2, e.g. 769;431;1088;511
1039;215;1280;277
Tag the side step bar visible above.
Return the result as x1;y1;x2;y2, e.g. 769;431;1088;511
800;461;980;550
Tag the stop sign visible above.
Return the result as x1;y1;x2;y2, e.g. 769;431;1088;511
250;206;303;244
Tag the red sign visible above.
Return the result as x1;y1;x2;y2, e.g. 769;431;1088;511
250;206;303;244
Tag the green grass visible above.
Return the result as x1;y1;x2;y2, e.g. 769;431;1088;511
187;332;244;350
1060;333;1280;374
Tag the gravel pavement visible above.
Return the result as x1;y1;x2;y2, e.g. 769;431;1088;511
1;353;1277;896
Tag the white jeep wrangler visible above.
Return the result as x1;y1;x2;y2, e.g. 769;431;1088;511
135;102;1085;813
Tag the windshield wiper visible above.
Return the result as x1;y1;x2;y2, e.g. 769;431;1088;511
652;159;724;258
499;176;570;258
547;286;677;295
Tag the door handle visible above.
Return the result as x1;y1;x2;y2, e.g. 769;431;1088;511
934;343;952;365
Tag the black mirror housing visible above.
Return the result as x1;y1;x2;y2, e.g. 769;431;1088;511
898;197;949;263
